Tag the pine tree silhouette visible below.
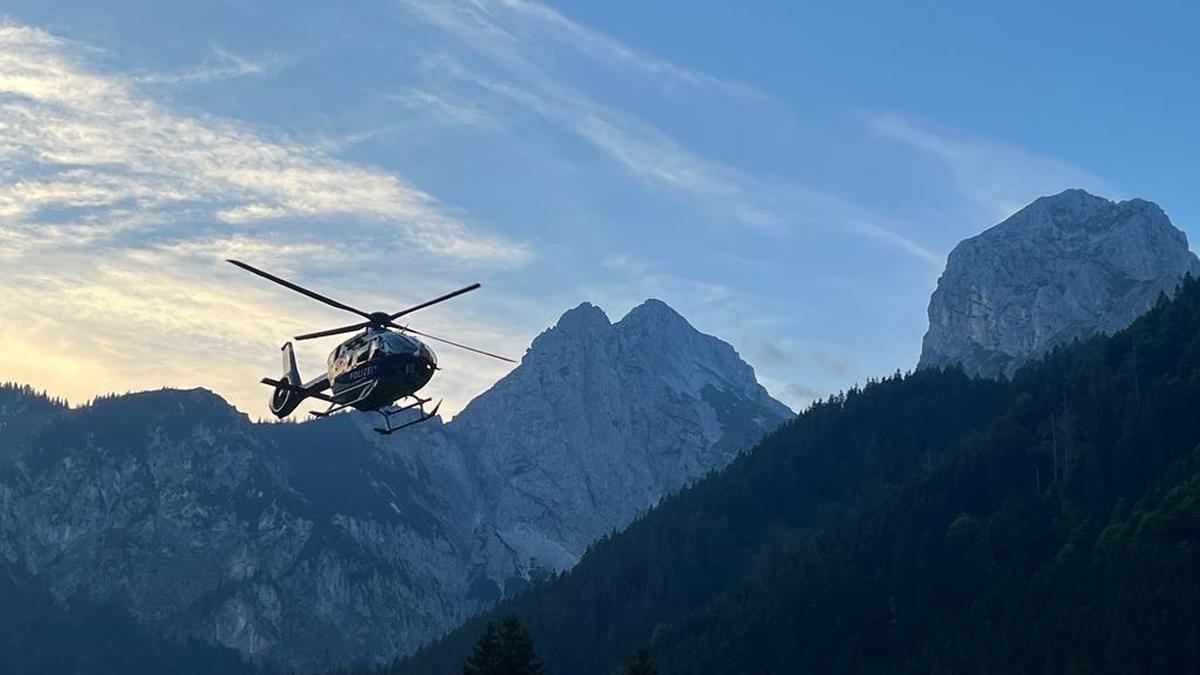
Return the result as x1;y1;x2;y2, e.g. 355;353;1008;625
624;648;662;672
462;622;502;675
460;617;543;675
498;616;544;675
623;648;657;675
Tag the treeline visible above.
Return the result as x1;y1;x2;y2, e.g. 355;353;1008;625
0;382;68;407
381;278;1200;674
0;382;68;462
341;615;656;675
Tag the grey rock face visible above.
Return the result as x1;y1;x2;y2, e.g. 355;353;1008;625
920;189;1200;377
0;300;791;671
451;300;792;589
0;390;476;670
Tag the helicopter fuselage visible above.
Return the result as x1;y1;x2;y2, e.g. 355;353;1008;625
326;328;437;411
228;258;509;434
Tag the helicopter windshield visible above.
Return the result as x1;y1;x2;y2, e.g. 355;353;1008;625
329;337;364;369
379;331;421;354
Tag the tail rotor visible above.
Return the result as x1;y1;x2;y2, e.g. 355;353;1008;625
267;342;306;418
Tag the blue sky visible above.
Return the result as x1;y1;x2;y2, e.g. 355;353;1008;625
2;0;1197;418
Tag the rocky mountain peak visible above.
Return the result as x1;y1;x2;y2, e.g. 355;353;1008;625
615;301;781;412
998;189;1178;242
617;297;687;330
524;302;614;366
549;301;611;335
0;299;792;670
920;189;1200;378
447;297;791;592
1023;187;1111;222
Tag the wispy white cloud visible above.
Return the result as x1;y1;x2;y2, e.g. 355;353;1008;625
400;3;939;263
131;46;290;85
0;19;529;419
466;0;762;96
844;217;943;266
866;112;1112;223
383;87;497;128
435;60;785;231
597;253;733;310
0;20;530;264
399;1;779;226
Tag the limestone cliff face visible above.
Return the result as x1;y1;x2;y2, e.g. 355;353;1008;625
0;299;791;671
450;300;792;591
0;389;477;669
920;189;1200;377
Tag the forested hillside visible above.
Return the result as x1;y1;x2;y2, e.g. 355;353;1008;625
391;278;1200;674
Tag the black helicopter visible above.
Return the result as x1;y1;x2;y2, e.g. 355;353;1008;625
228;260;514;434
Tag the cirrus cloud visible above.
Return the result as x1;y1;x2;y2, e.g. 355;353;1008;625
0;19;530;419
0;20;530;264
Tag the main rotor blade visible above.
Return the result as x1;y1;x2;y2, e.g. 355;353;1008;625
295;321;371;341
227;259;373;321
392;324;517;363
387;283;482;322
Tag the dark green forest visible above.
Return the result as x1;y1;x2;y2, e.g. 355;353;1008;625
460;617;544;675
389;279;1200;674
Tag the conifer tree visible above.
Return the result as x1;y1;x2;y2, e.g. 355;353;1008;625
461;617;544;675
498;616;544;675
462;622;502;675
623;648;657;675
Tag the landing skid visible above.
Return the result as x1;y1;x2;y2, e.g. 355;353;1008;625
309;397;357;418
373;397;441;435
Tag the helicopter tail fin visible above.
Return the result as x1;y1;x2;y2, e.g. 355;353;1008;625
268;342;306;418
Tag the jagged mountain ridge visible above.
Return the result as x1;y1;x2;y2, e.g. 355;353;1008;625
452;300;791;587
920;189;1200;377
0;299;791;670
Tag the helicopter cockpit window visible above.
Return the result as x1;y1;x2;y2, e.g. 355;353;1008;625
382;332;418;354
354;344;371;365
330;344;348;369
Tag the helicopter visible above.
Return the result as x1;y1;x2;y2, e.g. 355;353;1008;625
227;259;515;434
